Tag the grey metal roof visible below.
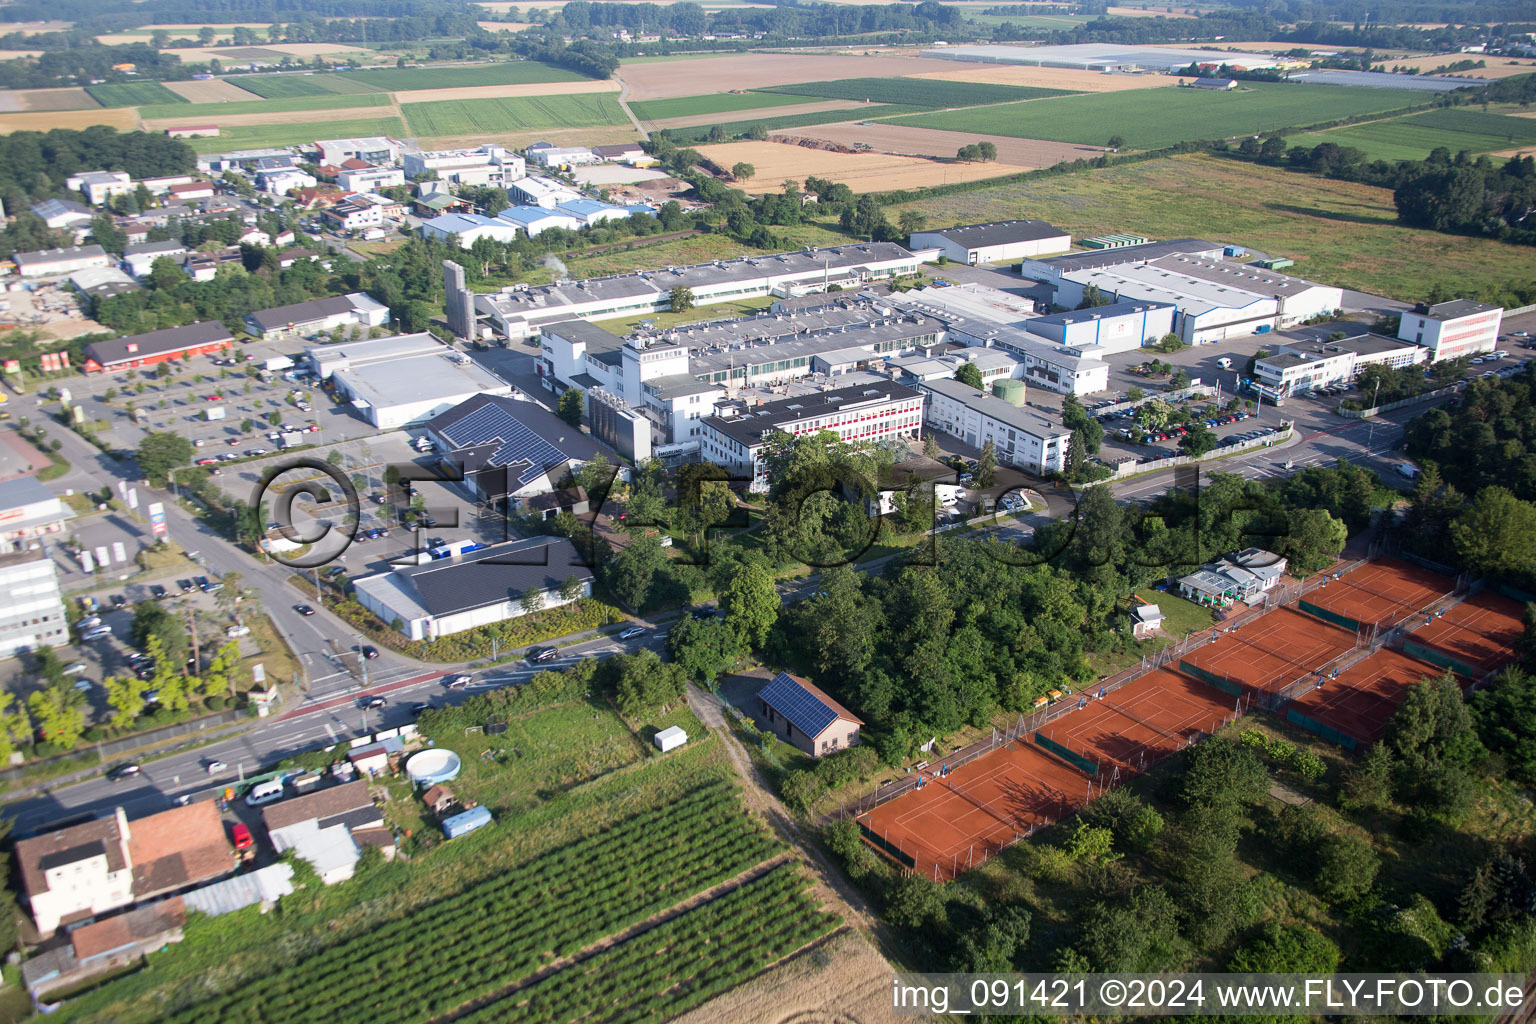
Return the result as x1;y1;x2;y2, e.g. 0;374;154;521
687;314;943;377
1150;254;1326;298
1421;299;1499;320
1028;239;1223;273
1026;299;1175;326
85;321;232;367
247;295;360;332
540;319;625;353
0;476;59;512
13;244;107;267
915;219;1067;249
703;379;918;449
918;376;1071;438
395;537;594;618
124;240;186;256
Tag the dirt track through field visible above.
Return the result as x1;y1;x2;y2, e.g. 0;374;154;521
910;64;1181;92
769;120;1102;167
395;79;621;105
142;105;392;130
0;108;137;133
163;79;263;103
647;98;867;129
699;138;1031;192
618;51;975;100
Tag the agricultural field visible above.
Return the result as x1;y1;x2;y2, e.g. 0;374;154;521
137;93;391;121
333;60;589;92
51;747;829;1024
616;51;974;100
757;76;1075;107
773;120;1102;167
84;81;186;107
12;87;100;111
0;108;139;134
885;82;1425;150
699;139;1033;192
630;90;821;122
161;78;264;103
230;73;383;98
1287;107;1536;162
180;116;407;153
402;93;628;137
885;153;1536;300
913;64;1181;93
661;103;928;143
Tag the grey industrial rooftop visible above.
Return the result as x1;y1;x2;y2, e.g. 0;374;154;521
914;219;1068;248
1150;254;1326;298
1027;239;1223;273
918;376;1071;437
1025;299;1175;326
686;314;944;377
85;321;233;366
1419;299;1500;320
704;379;919;448
541;319;627;353
13;245;108;267
246;293;386;332
366;536;594;619
1271;333;1420;360
333;349;509;414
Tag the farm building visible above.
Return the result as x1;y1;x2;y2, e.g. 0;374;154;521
1190;77;1239;90
701;380;925;492
918;377;1073;476
14;803;232;937
908;219;1070;265
1022;300;1177;355
423;391;613;503
14;245;111;278
166;125;220;139
315;136;403;167
1397;299;1503;362
352;537;595;642
82;321;234;374
304;332;513;429
244;292;390;341
479;242;925;342
756;672;863;759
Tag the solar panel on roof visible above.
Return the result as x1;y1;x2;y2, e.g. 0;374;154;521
758;672;838;738
441;403;571;485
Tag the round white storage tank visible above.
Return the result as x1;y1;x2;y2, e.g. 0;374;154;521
406;748;462;786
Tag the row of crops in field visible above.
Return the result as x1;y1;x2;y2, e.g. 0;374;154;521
333;60;587;91
659;103;927;144
85;81;186;107
461;863;838;1024
230;73;383;98
138;93;391;121
629;90;816;122
759;76;1074;109
157;780;779;1024
181;116;406;153
402;94;627;137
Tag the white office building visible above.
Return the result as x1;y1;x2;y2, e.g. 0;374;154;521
1253;330;1426;395
1397;299;1504;361
337;167;406;193
403;146;526;187
315;137;403;167
506;176;583;209
66;171;132;207
918;377;1072;476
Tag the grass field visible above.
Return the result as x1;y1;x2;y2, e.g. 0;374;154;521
630;91;818;122
661;103;927;143
885;82;1425;150
758;76;1075;108
887;153;1536;300
335;60;588;91
229;73;382;98
137;93;391;121
1288;106;1536;162
84;81;186;107
183;115;407;153
402;93;627;136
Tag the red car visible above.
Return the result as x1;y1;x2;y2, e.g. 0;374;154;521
204;393;223;402
230;822;253;851
196;457;216;466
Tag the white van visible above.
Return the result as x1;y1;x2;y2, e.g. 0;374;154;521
244;779;286;807
1396;463;1419;480
1216;357;1233;370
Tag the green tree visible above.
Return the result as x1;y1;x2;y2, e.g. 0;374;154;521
1107;134;1127;148
1155;332;1185;353
1315;832;1380;903
885;873;945;929
1449;486;1536;579
730;162;755;181
954;361;985;390
520;587;546;615
28;683;86;749
559;574;586;602
1282;507;1348;574
721;561;779;650
669;286;695;313
975;440;997;488
556;388;585;428
1228;922;1340;973
923;434;941;461
666;615;743;687
130;601;188;666
1179;420;1218;458
613;648;687;719
0;691;30;764
105;674;147;728
1387;672;1484;772
898;210;927;236
1066;823;1117;863
603;533;668;609
135;431;194;484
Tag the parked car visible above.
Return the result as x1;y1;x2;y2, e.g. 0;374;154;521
64;661;89;676
230;823;253;851
150;584;168;600
526;646;559;664
82;625;113;641
244;779;285;807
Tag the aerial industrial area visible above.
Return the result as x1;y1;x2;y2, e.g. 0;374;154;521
0;1;1531;1021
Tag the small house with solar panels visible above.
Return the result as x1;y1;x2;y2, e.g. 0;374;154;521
756;671;863;759
423;393;616;505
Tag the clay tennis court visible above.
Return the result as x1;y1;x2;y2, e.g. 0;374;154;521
1407;591;1524;676
861;737;1088;880
1340;557;1455;611
1285;648;1449;746
1182;606;1356;697
1039;668;1238;775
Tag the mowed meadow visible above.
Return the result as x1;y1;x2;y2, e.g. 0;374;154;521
887;154;1536;299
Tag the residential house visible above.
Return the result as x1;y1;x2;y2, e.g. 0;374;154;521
756;671;863;758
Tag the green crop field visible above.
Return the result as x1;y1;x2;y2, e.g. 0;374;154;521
229;73;382;98
884;82;1424;150
334;60;588;91
84;82;186;107
183;115;406;153
661;103;927;143
137;93;391;121
402;93;627;136
1288;107;1536;162
759;76;1075;108
630;90;817;122
885;153;1536;300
